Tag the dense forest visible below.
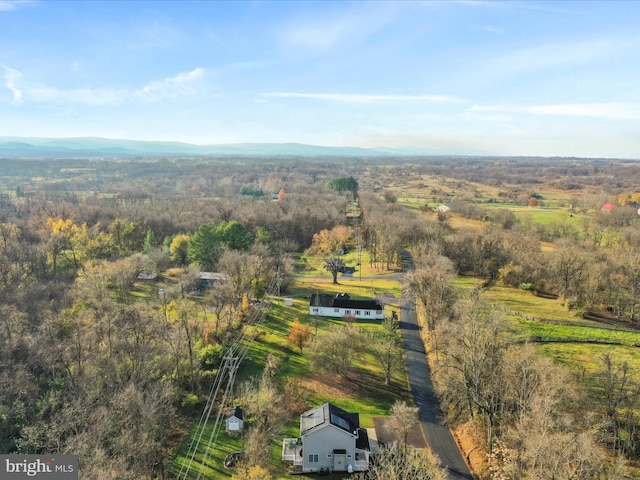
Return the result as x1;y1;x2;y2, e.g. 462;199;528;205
3;155;640;479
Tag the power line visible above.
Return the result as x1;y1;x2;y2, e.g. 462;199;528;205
178;275;279;480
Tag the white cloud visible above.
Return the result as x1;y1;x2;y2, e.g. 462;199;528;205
483;25;503;34
470;102;640;120
283;21;350;51
2;66;23;105
28;86;128;106
526;103;640;120
278;4;396;52
135;67;204;100
486;36;631;75
264;92;467;104
1;67;205;106
0;1;34;11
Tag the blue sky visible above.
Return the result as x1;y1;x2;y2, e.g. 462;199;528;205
2;0;640;157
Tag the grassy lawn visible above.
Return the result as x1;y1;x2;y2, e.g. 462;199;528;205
512;317;640;345
534;343;640;394
480;284;586;323
295;250;401;278
170;265;408;479
172;426;243;480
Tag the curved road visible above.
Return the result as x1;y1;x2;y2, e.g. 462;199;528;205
399;252;473;480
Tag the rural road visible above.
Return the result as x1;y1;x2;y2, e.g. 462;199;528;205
399;252;474;480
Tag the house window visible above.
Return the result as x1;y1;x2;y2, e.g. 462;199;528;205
356;310;361;315
365;311;370;316
308;454;319;463
334;308;340;313
345;310;351;314
312;308;318;313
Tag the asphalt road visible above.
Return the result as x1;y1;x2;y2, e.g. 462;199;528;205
399;252;474;480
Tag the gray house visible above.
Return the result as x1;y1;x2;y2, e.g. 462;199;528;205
309;293;385;320
282;403;370;474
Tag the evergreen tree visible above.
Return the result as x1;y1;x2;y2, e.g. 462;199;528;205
143;228;157;253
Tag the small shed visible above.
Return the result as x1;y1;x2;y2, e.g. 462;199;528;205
226;407;244;433
137;271;158;280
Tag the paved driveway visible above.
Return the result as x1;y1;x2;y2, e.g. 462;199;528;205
399;252;474;480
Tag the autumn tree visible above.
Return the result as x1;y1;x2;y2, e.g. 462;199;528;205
307;225;353;255
169;234;190;266
108;218;137;257
287;318;312;354
232;464;273;480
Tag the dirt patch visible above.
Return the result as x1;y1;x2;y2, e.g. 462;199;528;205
452;421;488;479
373;417;426;449
297;373;350;400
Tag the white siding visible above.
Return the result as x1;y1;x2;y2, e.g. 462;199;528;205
308;306;384;320
302;425;356;473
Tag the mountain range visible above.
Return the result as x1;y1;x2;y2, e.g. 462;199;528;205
0;137;432;158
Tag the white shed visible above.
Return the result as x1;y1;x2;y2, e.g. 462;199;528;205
226;407;244;433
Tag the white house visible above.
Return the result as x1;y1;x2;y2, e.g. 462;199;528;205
282;403;370;474
225;407;244;434
309;293;385;320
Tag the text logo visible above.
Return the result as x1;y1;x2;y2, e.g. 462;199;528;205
1;455;78;480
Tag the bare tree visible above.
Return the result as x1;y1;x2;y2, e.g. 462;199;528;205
551;239;590;301
389;400;419;450
406;253;457;331
438;300;506;453
323;254;346;284
349;441;446;480
308;324;364;378
369;316;404;385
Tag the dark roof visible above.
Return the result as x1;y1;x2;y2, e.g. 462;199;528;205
355;428;370;451
309;293;383;311
300;403;360;437
227;406;243;420
329;403;360;434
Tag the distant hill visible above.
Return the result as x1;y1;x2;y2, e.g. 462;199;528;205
0;136;429;158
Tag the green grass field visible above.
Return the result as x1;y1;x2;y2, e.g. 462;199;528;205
170;261;408;479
